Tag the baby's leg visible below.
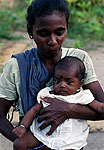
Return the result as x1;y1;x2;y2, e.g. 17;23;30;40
13;131;41;150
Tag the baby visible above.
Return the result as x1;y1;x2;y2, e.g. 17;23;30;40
13;56;104;150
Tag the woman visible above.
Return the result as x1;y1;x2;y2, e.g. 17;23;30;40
0;0;104;149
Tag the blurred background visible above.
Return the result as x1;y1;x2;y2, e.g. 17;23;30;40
0;0;104;43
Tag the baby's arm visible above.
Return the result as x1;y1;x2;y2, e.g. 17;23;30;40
88;100;104;114
12;103;42;138
12;125;26;138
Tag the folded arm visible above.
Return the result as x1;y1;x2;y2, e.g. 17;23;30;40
84;81;104;119
38;81;104;136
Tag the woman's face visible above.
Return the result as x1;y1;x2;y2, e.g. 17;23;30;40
32;11;68;58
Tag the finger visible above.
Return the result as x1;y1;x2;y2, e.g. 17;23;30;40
17;132;22;138
39;103;51;115
18;135;21;138
37;113;48;122
12;129;15;133
15;130;19;136
41;97;53;103
19;133;23;138
12;129;17;134
39;108;45;116
38;120;50;131
46;125;57;136
14;131;18;135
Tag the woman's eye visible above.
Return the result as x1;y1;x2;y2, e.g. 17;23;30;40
38;32;47;37
55;28;65;36
37;30;49;37
55;32;64;36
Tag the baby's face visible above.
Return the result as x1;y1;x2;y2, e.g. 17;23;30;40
53;68;81;96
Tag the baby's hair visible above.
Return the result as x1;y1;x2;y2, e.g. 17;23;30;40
53;56;86;81
26;0;70;35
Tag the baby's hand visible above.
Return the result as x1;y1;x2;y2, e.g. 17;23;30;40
12;125;26;138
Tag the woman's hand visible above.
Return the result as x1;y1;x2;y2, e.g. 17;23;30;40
38;97;71;136
38;94;100;136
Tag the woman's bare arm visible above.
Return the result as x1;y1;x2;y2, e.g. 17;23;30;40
88;100;104;114
83;81;104;103
84;81;104;117
0;98;17;142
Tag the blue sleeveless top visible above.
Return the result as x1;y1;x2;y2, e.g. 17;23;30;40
12;48;49;114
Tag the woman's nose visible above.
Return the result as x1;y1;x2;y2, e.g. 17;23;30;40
48;34;57;46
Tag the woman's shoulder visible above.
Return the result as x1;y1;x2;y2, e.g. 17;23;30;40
61;47;92;66
61;47;88;58
4;57;19;72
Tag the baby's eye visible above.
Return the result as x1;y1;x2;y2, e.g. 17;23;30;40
66;80;72;85
54;79;60;84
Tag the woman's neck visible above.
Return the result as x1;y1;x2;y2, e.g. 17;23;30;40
39;50;62;77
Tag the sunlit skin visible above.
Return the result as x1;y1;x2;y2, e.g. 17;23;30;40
53;68;83;96
32;11;68;61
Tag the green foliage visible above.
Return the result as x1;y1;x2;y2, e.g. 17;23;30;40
0;5;26;40
72;39;84;49
67;0;104;45
0;8;15;39
25;0;33;5
0;43;3;46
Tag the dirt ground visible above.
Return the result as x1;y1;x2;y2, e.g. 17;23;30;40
0;32;104;150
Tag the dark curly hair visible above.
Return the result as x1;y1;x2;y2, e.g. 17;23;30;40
54;56;86;81
26;0;70;36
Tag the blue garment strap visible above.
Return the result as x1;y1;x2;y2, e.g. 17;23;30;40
27;144;44;150
12;48;49;114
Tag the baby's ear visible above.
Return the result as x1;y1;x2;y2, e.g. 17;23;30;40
80;79;84;86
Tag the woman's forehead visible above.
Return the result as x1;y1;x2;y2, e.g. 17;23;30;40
34;11;67;27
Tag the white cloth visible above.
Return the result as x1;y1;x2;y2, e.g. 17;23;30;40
30;87;94;150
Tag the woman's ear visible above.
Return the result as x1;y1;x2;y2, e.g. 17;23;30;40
29;35;33;39
27;24;33;39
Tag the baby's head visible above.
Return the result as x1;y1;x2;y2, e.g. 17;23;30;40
53;56;86;96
